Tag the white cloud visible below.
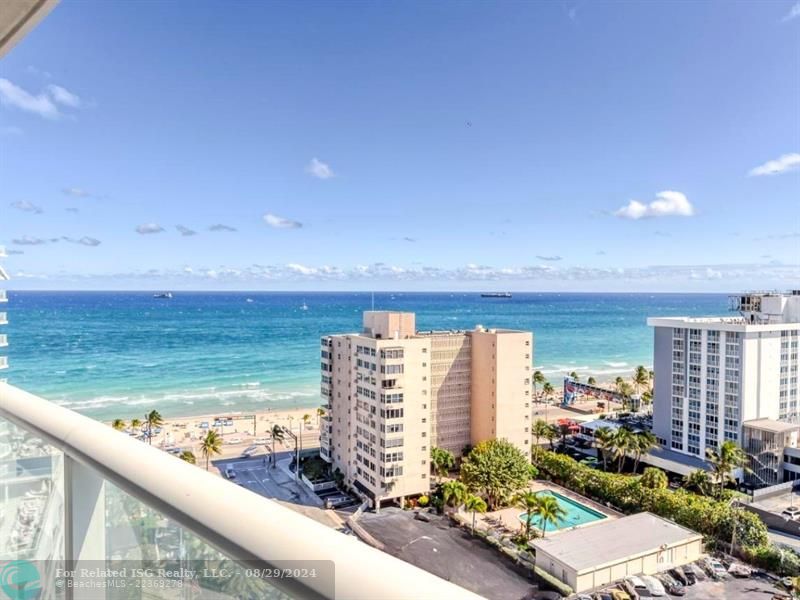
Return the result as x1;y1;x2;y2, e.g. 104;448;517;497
263;213;303;229
782;2;800;22
62;187;91;198
135;223;165;235
176;225;197;236
536;255;562;262
11;201;43;214
306;158;334;179
748;153;800;176
613;190;694;220
46;84;81;108
208;224;237;232
12;236;49;245
286;263;317;275
62;236;101;247
0;78;60;119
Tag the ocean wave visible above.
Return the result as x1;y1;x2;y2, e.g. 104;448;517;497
603;361;628;368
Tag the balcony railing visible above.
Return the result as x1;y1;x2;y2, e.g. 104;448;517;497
0;334;6;347
0;290;6;302
0;312;7;325
0;383;480;599
0;356;7;369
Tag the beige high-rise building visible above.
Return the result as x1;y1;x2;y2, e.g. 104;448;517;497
319;311;533;508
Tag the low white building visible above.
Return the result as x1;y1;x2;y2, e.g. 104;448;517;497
531;512;703;593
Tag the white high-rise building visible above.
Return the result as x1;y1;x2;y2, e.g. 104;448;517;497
648;292;800;462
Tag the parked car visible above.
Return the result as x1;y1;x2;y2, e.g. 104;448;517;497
728;562;752;578
669;568;688;586
688;562;706;581
610;590;631;600
227;436;242;444
575;595;594;600
624;576;650;598
656;574;685;597
225;467;236;479
704;557;728;580
592;593;613;600
680;565;697;585
781;506;800;521
641;575;666;597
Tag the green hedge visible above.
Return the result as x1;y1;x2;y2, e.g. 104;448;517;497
532;450;768;548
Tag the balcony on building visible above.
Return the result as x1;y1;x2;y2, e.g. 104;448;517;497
0;312;7;326
0;290;7;303
0;334;7;348
0;384;480;599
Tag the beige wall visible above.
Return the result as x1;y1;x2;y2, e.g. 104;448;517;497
430;334;472;456
362;311;416;340
321;314;534;508
542;538;704;593
470;329;532;456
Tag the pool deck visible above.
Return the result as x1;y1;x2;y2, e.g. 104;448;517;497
478;481;623;538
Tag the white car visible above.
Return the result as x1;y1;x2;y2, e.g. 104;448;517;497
641;574;666;597
624;575;650;598
226;437;242;444
705;558;728;580
782;506;800;521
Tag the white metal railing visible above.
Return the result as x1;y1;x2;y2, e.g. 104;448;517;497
0;312;6;325
0;334;6;347
0;357;7;370
0;384;482;599
0;290;7;302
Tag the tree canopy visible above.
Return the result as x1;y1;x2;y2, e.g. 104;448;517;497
460;439;533;510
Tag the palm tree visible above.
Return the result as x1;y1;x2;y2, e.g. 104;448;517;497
631;431;658;473
316;407;325;427
270;424;284;467
568;371;580;382
612;427;634;473
111;419;126;431
633;365;649;396
532;370;546;402
533;493;566;538
302;413;311;429
179;450;196;464
130;418;142;430
145;410;164;445
543;424;558;451
464;494;487;535
430;447;455;484
683;469;712;496
594;426;615;471
441;480;468;512
514;491;539;540
532;419;550;447
200;430;222;470
706;440;749;498
614;376;625;392
542;382;555;403
587;376;597;386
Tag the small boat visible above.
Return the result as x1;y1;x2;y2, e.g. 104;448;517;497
153;292;173;299
481;292;512;298
246;298;254;303
300;301;309;311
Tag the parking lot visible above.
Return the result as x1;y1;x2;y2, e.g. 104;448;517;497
211;450;345;528
679;572;783;600
358;508;537;600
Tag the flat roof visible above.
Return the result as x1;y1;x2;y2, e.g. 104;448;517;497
744;419;800;434
641;446;710;476
579;419;622;432
531;512;701;573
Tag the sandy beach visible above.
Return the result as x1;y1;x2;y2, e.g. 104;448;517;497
109;406;324;468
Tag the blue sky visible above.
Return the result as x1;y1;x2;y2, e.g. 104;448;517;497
1;0;798;291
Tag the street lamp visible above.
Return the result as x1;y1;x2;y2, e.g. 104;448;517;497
282;425;299;481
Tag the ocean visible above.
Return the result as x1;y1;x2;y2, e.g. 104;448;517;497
2;291;728;421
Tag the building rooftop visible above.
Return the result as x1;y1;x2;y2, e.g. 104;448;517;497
531;512;701;573
743;419;800;434
642;445;710;476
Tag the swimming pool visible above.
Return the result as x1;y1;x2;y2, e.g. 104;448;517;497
518;490;606;531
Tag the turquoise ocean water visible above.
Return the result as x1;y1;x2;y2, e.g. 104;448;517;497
2;292;728;421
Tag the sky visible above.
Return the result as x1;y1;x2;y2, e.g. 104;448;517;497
1;1;798;292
